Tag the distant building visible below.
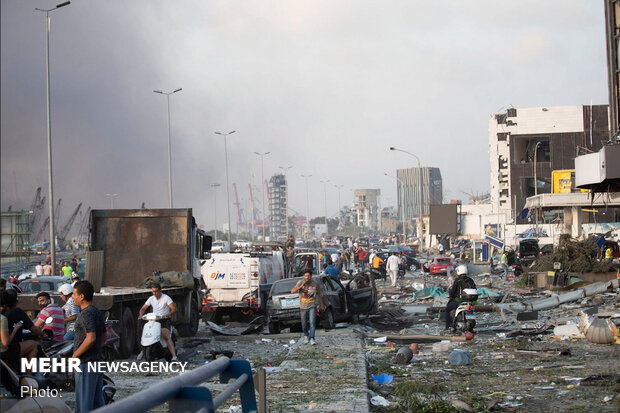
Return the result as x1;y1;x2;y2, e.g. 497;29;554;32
395;167;442;235
352;189;381;232
268;174;287;239
489;105;608;225
381;207;398;233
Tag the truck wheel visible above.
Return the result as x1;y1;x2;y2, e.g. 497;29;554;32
119;307;136;358
322;308;335;331
177;298;200;337
268;322;281;334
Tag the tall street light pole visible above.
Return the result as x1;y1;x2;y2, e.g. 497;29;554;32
216;131;236;247
390;147;424;245
279;166;293;238
334;184;344;229
153;87;182;208
210;183;220;241
105;193;119;209
384;173;406;243
533;141;541;239
301;174;312;239
320;179;330;236
254;151;270;240
35;0;71;273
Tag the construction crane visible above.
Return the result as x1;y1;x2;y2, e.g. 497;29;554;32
232;183;248;233
54;198;62;231
76;206;91;243
35;216;49;243
58;203;82;240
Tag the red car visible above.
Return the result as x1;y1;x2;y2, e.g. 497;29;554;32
429;257;456;275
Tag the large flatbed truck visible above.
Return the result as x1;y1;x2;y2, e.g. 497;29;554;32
18;208;211;358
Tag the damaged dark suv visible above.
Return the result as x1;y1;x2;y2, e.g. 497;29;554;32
266;273;377;334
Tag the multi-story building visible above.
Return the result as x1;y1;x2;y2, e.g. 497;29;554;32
381;207;398;233
489;105;608;225
395;167;442;235
268;174;287;239
352;189;381;232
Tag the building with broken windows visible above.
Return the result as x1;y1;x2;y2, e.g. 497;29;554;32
268;174;287;239
352;189;381;232
489;105;609;224
395;167;442;236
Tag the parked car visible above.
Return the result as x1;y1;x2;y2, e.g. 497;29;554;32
516;239;540;266
386;246;420;270
266;273;377;334
377;250;421;272
234;239;253;250
211;240;230;253
428;257;456;275
18;276;71;293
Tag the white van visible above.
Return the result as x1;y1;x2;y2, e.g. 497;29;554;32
201;252;284;323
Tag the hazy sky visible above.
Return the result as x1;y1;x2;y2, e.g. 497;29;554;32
1;1;608;235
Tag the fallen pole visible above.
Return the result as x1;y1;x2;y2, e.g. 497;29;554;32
493;279;618;313
366;332;472;342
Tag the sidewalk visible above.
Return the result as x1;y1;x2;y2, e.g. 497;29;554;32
266;329;370;412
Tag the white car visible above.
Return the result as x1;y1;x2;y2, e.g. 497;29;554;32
211;241;230;253
234;240;252;249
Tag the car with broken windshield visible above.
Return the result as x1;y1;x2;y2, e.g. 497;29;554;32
265;273;377;334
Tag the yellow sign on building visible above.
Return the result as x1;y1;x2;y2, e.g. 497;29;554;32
552;169;588;193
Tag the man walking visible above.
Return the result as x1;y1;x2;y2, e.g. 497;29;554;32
72;280;107;413
386;252;400;287
291;269;323;346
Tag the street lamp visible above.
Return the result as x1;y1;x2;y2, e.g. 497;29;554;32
35;0;71;273
279;166;293;238
389;147;424;244
334;184;344;230
105;193;119;209
254;151;270;240
320;179;330;236
301;174;312;239
384;173;406;243
216;130;236;247
210;184;220;241
153;87;182;208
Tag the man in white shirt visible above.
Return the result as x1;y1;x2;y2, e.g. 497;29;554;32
386;252;401;287
35;261;44;276
138;283;178;361
438;243;445;255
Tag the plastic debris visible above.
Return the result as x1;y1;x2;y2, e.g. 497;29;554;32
370;395;390;406
371;373;394;385
374;336;388;343
414;287;445;300
448;350;472;365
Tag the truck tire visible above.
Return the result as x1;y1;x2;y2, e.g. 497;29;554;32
119;307;136;358
177;301;200;337
202;308;223;326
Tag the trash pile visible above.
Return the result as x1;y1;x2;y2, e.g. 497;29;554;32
530;234;616;274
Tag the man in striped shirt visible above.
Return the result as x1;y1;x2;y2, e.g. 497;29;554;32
34;292;65;341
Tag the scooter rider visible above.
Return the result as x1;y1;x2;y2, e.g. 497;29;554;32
137;283;177;361
444;264;476;332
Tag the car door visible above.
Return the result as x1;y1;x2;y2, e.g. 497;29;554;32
345;272;377;315
325;277;348;320
319;276;340;313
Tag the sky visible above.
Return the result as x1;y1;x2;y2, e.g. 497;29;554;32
0;1;609;236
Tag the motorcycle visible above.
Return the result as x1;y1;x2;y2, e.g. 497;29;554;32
103;313;121;362
450;288;478;334
140;313;177;362
23;317;116;403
